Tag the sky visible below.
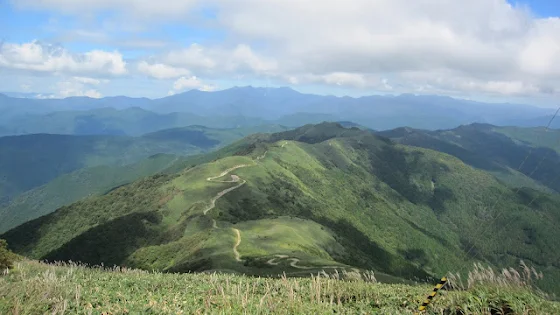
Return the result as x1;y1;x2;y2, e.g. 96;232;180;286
0;0;559;106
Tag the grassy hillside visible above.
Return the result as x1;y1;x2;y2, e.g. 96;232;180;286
378;124;560;193
2;123;560;296
0;125;288;232
1;260;558;314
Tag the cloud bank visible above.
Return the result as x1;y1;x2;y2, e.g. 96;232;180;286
4;0;560;100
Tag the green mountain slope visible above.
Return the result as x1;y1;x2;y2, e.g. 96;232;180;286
0;125;288;202
3;123;559;295
377;123;560;193
0;125;288;232
0;154;183;234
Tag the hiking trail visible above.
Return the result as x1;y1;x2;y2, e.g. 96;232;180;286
265;254;345;270
200;145;280;262
233;228;242;262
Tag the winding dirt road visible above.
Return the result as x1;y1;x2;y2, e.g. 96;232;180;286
199;142;346;270
232;228;242;262
199;149;273;262
198;142;354;271
202;148;272;217
202;177;247;215
265;255;349;270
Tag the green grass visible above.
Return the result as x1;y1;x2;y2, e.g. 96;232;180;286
1;260;559;314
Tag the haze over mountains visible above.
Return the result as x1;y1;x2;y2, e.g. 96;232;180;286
1;87;558;137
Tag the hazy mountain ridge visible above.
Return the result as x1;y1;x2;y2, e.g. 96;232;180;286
1;87;556;135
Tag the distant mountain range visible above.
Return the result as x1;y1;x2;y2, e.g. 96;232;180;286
1;87;558;136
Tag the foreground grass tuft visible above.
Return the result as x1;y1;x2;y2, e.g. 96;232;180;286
1;261;558;314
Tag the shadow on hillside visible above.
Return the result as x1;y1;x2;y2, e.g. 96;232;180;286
0;211;56;253
369;143;457;213
311;216;434;282
42;212;163;267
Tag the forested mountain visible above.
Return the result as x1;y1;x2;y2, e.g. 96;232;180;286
3;123;559;296
378;124;560;193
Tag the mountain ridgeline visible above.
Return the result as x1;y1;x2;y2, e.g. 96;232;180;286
1;87;558;137
377;124;560;193
3;123;559;295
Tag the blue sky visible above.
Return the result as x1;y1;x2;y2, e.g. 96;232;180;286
515;0;560;17
0;0;559;107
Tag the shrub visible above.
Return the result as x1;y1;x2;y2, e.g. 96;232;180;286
0;239;17;271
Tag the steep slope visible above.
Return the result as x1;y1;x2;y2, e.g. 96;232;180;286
377;124;560;193
3;123;559;295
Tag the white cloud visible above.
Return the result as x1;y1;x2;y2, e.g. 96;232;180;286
133;0;559;97
318;73;368;88
73;76;106;85
55;79;103;98
168;76;215;95
518;18;560;78
228;44;278;73
137;61;191;79
0;41;127;76
7;0;560;98
163;43;276;76
211;0;558;97
165;44;217;70
35;77;106;99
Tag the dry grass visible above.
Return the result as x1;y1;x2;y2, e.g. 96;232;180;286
1;260;559;314
447;261;545;291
